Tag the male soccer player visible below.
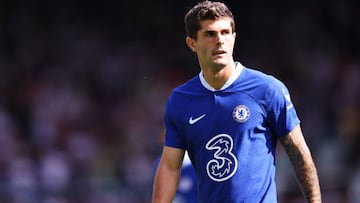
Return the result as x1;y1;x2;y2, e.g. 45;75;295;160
152;1;322;202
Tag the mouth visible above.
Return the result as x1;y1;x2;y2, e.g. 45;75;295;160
212;50;226;56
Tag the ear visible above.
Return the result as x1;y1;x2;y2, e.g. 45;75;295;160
186;37;197;53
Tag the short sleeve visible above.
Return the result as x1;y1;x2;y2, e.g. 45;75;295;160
265;78;300;137
164;94;186;149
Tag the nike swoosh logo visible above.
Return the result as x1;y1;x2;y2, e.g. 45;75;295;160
189;114;206;124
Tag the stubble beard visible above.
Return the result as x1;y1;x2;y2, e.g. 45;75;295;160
211;56;232;72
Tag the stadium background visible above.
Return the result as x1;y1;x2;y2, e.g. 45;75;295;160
0;0;359;202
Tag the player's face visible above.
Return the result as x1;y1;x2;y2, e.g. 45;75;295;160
187;17;236;72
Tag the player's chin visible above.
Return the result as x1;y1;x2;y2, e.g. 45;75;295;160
212;59;230;67
212;54;230;61
210;62;227;71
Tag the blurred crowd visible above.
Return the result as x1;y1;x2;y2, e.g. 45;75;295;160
0;0;359;203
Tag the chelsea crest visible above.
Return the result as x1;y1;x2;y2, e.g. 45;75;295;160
232;105;250;123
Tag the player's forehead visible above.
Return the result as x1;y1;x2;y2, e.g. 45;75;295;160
198;17;233;32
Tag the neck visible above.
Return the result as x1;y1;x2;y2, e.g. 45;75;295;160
201;63;236;90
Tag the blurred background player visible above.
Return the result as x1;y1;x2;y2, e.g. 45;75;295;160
153;129;198;203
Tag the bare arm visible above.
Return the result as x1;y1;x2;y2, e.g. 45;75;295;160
152;146;185;203
279;124;322;203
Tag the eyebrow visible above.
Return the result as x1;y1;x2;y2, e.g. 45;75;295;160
203;30;216;34
203;28;231;34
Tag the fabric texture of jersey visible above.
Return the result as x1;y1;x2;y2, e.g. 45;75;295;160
164;62;300;203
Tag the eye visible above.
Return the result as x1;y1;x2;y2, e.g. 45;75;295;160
204;31;215;37
221;29;231;35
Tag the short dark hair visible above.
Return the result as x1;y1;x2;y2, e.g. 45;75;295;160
184;1;235;40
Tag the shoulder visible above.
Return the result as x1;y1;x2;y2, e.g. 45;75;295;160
236;66;287;95
173;75;200;93
168;75;209;100
242;67;282;85
165;75;203;111
234;65;292;111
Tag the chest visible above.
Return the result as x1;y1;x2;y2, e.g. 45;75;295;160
177;91;266;145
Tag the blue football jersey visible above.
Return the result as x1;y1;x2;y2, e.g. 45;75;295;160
164;62;300;203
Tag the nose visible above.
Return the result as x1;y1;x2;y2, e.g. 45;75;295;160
215;33;224;45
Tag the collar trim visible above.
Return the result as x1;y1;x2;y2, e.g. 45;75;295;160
199;62;244;91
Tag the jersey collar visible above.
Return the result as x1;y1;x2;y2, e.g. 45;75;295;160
199;62;244;92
